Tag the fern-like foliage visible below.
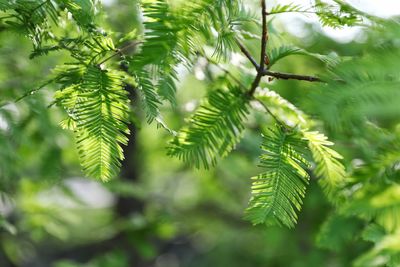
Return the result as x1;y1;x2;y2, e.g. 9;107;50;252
245;126;311;228
129;0;179;121
0;0;97;53
310;26;400;131
59;0;95;29
344;185;400;233
315;0;363;28
0;0;58;49
355;225;400;267
269;1;364;28
168;88;250;169
130;0;254;121
269;3;304;15
0;0;378;238
133;70;162;123
268;45;340;69
315;80;400;130
317;214;362;251
56;66;130;181
268;46;305;68
254;89;346;207
178;0;256;60
303;131;346;194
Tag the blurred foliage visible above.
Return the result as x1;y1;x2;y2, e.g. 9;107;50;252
0;0;399;267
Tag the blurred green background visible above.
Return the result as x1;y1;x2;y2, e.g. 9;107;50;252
0;0;399;266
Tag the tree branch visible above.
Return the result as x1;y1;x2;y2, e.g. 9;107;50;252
259;0;269;71
235;38;259;69
233;2;325;86
230;0;324;129
248;0;269;96
262;70;324;82
255;98;287;128
98;41;142;66
198;51;248;90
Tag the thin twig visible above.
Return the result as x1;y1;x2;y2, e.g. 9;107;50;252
98;41;142;66
234;38;259;69
259;0;269;71
248;74;263;96
262;70;324;82
255;98;288;128
247;0;269;97
0;78;56;109
199;52;247;90
234;2;326;86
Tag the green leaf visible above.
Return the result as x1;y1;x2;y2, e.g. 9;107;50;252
134;70;162;123
157;66;178;106
130;0;179;112
269;3;304;15
362;224;386;243
303;130;346;195
317;214;362;251
309;29;400;131
268;46;305;68
315;0;363;28
255;90;346;199
57;66;130;181
168;87;250;169
245;126;311;228
0;0;11;10
354;230;400;267
344;185;400;232
60;0;95;28
268;45;340;68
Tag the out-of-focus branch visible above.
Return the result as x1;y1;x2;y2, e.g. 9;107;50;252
262;70;324;82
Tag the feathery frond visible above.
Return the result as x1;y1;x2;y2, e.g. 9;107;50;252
303;131;346;195
355;227;400;267
157;65;178;106
133;70;162;123
168;87;250;169
315;0;363;28
1;0;58;49
344;185;400;232
56;66;130;181
58;0;95;29
268;46;305;68
245;126;311;228
180;0;256;59
0;0;11;10
317;214;362;251
269;3;305;15
310;42;400;130
268;45;340;68
129;0;179;118
0;0;97;53
254;90;346;200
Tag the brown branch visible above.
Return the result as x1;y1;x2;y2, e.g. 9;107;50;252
248;0;269;96
259;0;269;71
230;0;324;128
235;38;259;69
233;2;325;86
262;70;324;82
199;51;248;90
255;98;287;128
